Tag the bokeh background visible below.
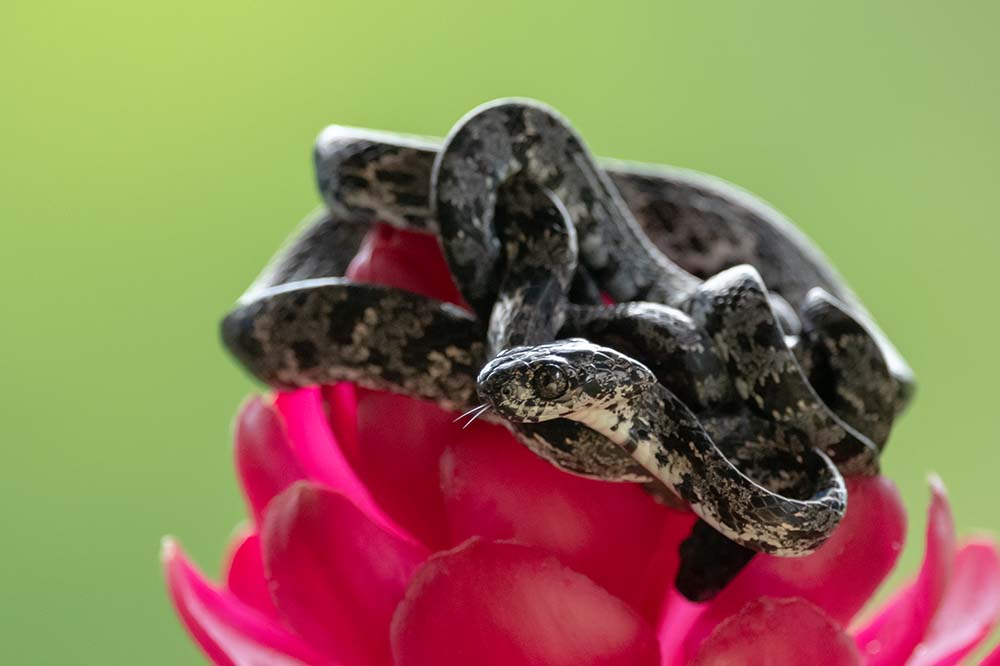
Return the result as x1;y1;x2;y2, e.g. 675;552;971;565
3;1;999;663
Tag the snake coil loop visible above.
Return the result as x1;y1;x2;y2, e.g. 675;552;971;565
221;98;914;600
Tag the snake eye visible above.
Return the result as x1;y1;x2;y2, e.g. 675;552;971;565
532;362;570;400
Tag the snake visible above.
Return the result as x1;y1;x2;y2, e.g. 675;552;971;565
428;100;854;558
430;100;879;474
313;110;914;419
477;340;845;556
221;98;911;595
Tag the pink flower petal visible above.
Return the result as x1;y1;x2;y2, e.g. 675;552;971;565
241;389;415;544
658;591;709;665
352;388;456;549
633;514;701;620
319;383;360;465
679;476;906;661
907;539;1000;666
390;538;661;666
234;396;307;524
273;388;364;496
224;527;279;620
346;224;466;306
854;477;956;665
440;418;696;620
261;482;430;666
162;537;330;666
690;597;862;666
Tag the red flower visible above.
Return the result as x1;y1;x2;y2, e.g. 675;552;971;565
164;226;1000;665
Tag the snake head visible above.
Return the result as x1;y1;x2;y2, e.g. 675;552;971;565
477;339;655;423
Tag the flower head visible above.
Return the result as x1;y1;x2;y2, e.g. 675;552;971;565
165;225;1000;665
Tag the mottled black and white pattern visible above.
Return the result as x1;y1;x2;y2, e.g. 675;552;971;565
314;113;913;415
477;341;846;556
222;98;913;600
223;279;485;410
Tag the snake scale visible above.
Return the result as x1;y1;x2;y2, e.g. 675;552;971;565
222;99;913;601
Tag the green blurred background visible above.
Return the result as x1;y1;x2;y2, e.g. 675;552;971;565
3;0;999;662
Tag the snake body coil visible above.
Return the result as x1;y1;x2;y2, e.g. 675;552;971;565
221;98;913;599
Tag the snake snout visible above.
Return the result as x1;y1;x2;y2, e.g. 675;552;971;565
476;351;552;423
476;357;519;403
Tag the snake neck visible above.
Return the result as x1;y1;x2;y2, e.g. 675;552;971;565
576;383;781;498
574;383;666;449
485;177;576;356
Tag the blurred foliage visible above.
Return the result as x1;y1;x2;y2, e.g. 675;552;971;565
2;0;999;662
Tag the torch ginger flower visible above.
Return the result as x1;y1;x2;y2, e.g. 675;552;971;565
164;225;1000;665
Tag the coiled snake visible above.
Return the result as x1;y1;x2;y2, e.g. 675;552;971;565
222;99;913;600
